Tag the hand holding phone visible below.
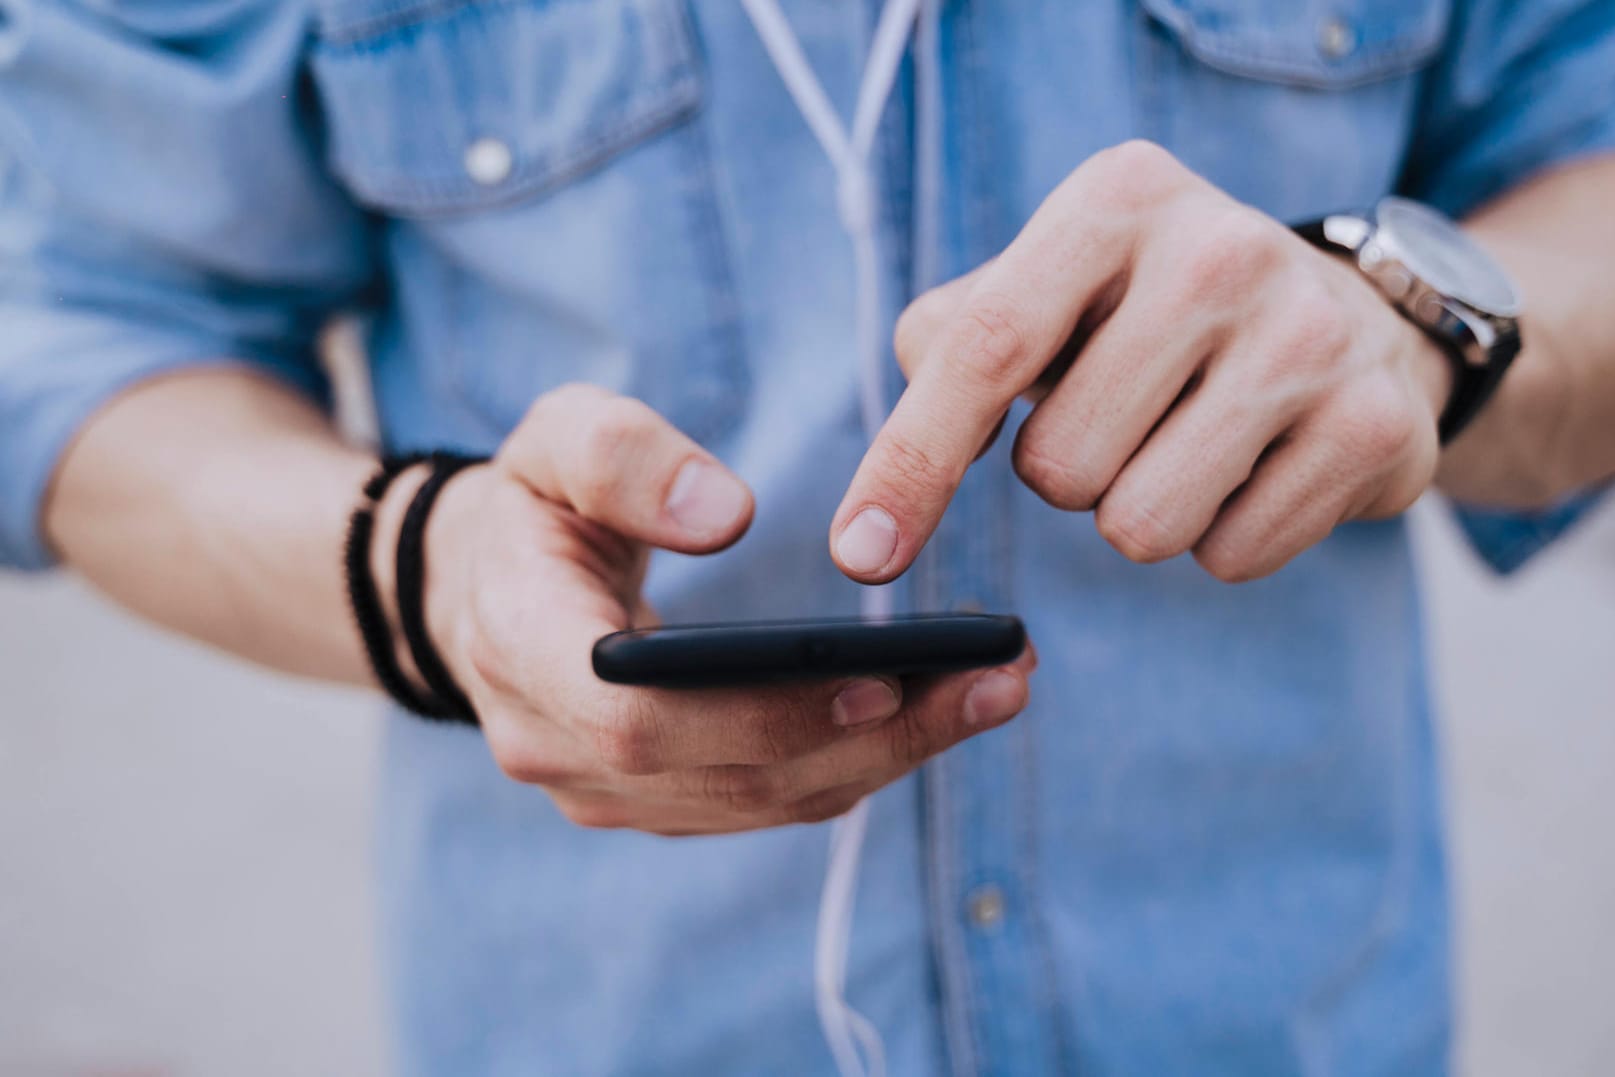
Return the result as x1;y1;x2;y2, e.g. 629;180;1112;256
423;385;1035;837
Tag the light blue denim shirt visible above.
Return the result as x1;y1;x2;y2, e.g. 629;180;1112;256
3;1;1613;1073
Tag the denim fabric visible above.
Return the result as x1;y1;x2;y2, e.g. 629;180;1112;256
3;1;1613;1073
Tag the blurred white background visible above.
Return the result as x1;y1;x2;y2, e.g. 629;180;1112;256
1;498;1611;1076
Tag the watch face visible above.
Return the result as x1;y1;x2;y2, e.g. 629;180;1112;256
1377;197;1521;316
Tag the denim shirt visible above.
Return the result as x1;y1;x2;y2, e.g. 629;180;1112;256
3;1;1613;1074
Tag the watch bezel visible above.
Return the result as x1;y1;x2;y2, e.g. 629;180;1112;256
1369;197;1523;319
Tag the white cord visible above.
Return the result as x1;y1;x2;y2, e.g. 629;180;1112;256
815;797;884;1077
738;2;924;1075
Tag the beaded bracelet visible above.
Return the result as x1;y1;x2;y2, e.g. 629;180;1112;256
393;452;486;724
343;452;484;724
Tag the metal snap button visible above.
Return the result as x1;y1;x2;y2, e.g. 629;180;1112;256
966;885;1007;929
1317;17;1358;61
464;137;514;186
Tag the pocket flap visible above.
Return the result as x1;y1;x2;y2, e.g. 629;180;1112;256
1138;0;1451;89
311;0;703;215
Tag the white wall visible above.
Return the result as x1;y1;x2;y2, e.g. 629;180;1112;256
0;583;385;1076
1;498;1611;1076
1415;501;1615;1075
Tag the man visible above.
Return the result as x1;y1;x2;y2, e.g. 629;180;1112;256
2;0;1612;1073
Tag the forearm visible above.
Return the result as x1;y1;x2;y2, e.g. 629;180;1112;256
1437;155;1615;508
42;366;380;686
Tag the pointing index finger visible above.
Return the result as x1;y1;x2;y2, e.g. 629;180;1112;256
832;221;1133;582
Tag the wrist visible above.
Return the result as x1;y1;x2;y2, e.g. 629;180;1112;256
1318;247;1453;442
1404;322;1455;439
1434;331;1583;508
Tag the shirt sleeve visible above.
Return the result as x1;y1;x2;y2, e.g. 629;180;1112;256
1397;0;1615;573
0;1;375;571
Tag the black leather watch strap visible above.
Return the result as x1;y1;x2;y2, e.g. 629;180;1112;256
1290;216;1334;249
1432;323;1522;444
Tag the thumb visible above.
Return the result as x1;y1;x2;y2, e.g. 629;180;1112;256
497;384;754;553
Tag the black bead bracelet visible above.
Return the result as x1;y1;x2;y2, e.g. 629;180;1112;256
344;452;487;725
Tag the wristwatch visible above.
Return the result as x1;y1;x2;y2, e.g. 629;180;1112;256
1295;196;1523;444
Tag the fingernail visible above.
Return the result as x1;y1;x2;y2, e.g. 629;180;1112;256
964;670;1025;727
835;507;898;575
666;459;748;539
833;677;901;727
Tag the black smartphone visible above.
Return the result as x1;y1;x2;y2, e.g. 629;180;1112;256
592;613;1026;688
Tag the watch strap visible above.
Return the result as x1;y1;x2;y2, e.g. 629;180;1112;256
1290;216;1339;251
1433;321;1521;444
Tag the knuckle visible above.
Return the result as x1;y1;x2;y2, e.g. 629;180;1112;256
1374;466;1433;517
593;711;664;776
893;306;925;369
1106;138;1179;177
486;727;565;787
1178;243;1250;305
575;399;657;505
527;382;611;438
535;381;608;417
1080;140;1181;211
878;430;954;495
949;292;1034;386
885;711;937;770
1194;539;1260;584
748;698;805;764
1209;206;1285;258
783;788;861;826
1095;497;1185;564
490;743;538;785
584;399;653;455
1273;285;1352;376
703;767;779;814
1179;218;1280;301
555;795;626;831
894;286;952;367
1013;438;1109;511
1340;379;1422;464
752;722;788;767
572;465;627;517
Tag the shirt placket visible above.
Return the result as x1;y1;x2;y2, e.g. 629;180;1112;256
864;0;1064;1069
905;1;1069;1071
914;446;1062;1077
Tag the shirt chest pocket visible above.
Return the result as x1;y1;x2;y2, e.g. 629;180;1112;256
1136;0;1453;221
310;0;747;445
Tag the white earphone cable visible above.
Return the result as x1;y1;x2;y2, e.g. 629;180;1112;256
738;2;925;1075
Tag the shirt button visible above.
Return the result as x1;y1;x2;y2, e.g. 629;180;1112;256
464;137;514;186
1316;17;1358;60
966;885;1007;930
